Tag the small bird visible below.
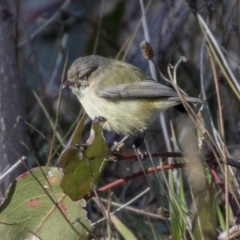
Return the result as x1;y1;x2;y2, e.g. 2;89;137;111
63;55;199;135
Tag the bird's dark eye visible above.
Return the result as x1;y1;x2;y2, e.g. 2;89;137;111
81;75;87;80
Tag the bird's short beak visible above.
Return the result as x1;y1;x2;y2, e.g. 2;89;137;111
62;80;75;89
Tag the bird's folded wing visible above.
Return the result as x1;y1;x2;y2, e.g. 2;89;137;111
97;80;180;99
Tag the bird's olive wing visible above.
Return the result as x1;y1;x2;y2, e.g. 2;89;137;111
97;80;179;99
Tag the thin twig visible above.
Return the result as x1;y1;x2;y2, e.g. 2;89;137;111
210;167;239;223
33;91;64;146
47;53;68;165
93;0;104;54
206;44;229;230
139;0;156;79
92;188;151;226
0;156;27;181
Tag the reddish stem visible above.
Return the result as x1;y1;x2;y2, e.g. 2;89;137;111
83;162;186;200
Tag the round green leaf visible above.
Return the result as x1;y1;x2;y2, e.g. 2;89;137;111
0;167;92;240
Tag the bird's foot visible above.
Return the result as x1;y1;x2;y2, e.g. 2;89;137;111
111;135;129;152
132;144;147;160
112;141;125;153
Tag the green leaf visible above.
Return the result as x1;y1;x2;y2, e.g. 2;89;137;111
0;167;91;240
168;167;186;239
70;113;87;146
168;135;187;239
111;215;137;240
59;122;109;200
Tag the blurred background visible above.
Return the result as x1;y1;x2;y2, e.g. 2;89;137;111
0;0;240;238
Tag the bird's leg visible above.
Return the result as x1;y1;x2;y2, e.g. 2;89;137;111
109;135;129;162
132;128;147;160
